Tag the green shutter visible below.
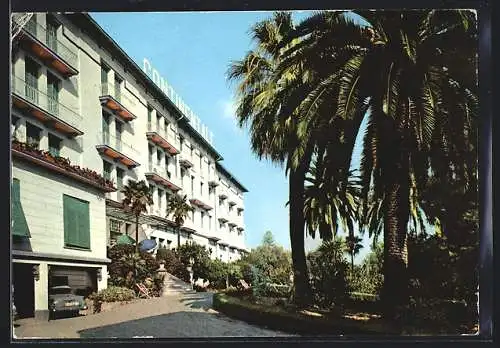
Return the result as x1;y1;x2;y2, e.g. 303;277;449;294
78;200;90;249
63;195;90;249
11;179;31;238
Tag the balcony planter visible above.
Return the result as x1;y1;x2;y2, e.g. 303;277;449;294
12;139;116;192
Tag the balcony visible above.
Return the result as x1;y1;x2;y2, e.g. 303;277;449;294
96;132;140;169
12;139;116;192
218;192;228;200
218;217;228;223
146;122;179;155
179;156;193;168
237;227;244;233
208;179;219;187
228;222;237;228
17;20;79;77
228;200;237;207
11;75;83;137
99;83;137;122
237;207;244;213
189;198;213;211
145;163;181;192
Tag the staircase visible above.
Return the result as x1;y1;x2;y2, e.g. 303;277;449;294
161;272;195;296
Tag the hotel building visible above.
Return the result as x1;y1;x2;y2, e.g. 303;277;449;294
11;12;248;320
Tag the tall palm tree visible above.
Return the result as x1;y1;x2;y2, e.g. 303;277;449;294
227;12;316;305
280;10;478;317
344;234;363;272
122;180;153;253
166;193;194;249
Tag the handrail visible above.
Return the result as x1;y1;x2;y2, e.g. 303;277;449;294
97;131;140;159
12;75;82;130
23;19;78;68
101;82;136;108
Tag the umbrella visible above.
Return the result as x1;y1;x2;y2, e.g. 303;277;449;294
139;239;157;252
116;234;135;245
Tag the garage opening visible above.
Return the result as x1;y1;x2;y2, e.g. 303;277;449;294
13;263;35;319
49;266;98;298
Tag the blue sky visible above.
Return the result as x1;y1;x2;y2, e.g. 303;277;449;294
90;11;374;261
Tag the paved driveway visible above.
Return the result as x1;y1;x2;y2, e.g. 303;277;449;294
14;292;295;339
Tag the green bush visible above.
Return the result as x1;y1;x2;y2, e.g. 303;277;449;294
307;239;350;308
156;247;190;282
206;259;228;289
107;244;164;296
88;286;136;313
177;242;211;281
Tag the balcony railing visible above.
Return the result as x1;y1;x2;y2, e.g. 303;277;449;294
11;75;83;136
101;83;135;108
145;163;181;192
96;131;140;168
23;20;78;70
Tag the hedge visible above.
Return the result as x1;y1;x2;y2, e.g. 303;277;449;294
213;293;395;335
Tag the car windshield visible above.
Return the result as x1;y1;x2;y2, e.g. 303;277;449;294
50;287;72;295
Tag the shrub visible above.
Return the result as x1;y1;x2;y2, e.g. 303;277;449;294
107;244;164;296
177;242;211;281
88;286;136;313
156;248;190;282
206;259;228;289
307;239;350;308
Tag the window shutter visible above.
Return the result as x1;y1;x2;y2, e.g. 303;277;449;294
78;200;91;249
64;195;90;249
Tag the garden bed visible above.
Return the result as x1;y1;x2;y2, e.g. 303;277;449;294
213;293;395;336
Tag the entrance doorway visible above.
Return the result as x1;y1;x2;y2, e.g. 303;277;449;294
12;263;35;319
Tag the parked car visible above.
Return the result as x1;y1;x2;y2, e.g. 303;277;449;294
48;285;87;319
12;285;17;322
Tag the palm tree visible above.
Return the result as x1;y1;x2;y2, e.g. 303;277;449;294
121;180;153;253
344;234;363;272
166;193;193;249
227;12;317;305
280;10;478;317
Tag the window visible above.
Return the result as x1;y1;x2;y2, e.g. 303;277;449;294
229;205;233;212
191;176;194;196
26;123;41;149
11;178;30;238
48;133;62;157
109;219;121;234
114;75;122;102
102;111;110;143
191;210;195;222
199;154;202;171
125;223;132;234
47;73;60;115
148;144;154;167
116;167;124;190
237;209;242;216
200;212;204;228
200;182;203;196
147;106;153;128
157;149;162;166
149;185;155;203
63;195;90;249
25;58;39;104
164;119;169;137
158;189;164;209
158;238;164;248
102;161;112;181
190;146;194;160
156;114;162;132
219;221;224;229
179;136;184;152
208;216;212;231
101;62;110;95
115;121;122;150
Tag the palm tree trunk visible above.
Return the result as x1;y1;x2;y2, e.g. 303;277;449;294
289;166;312;306
382;169;410;320
351;253;354;274
177;226;181;250
135;215;139;254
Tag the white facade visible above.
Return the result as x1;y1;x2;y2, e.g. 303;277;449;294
11;12;248;319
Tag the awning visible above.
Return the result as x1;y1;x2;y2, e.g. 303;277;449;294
116;234;135;245
12;200;31;238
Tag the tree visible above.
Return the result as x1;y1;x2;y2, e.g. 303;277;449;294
227;12;316;305
166;193;194;249
345;234;363;272
278;10;478;317
121;180;153;253
262;230;275;246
